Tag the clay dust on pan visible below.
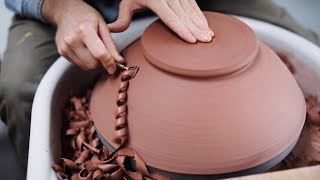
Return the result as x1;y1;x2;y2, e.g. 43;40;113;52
51;57;320;180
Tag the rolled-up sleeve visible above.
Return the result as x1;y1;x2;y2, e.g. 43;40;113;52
5;0;45;21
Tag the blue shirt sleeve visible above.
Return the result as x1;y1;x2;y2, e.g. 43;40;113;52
5;0;46;21
5;0;119;23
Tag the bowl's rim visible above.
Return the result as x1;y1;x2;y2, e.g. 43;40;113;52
27;15;320;180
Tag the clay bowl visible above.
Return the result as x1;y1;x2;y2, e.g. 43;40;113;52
90;12;306;178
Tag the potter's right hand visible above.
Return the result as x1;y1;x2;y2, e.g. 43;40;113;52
108;0;214;43
42;0;123;74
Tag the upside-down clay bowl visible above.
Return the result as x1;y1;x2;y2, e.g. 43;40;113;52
90;12;306;177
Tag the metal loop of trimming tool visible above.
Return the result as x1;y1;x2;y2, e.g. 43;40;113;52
116;62;140;79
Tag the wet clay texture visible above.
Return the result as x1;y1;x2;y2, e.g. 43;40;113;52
90;12;306;174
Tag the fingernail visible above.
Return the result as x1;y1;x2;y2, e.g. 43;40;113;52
116;54;125;63
188;35;197;43
206;36;212;42
210;30;215;37
116;58;125;64
107;65;116;74
208;30;214;37
202;33;212;42
206;31;212;37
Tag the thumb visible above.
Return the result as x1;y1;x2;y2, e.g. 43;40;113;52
108;2;133;32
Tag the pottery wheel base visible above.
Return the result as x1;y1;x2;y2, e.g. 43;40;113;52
95;127;298;179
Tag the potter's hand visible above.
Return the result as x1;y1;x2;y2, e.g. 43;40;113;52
42;0;123;74
108;0;214;43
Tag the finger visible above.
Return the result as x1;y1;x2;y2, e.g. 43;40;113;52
180;0;212;35
148;0;196;43
99;19;124;63
57;40;78;66
64;46;90;70
107;1;133;32
78;25;116;74
65;35;100;70
167;0;211;42
187;0;207;23
68;52;90;70
187;0;214;36
56;33;90;70
100;56;115;73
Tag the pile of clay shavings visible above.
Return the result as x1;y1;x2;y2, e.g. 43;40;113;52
51;91;170;180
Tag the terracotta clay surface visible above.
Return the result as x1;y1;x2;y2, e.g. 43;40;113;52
141;12;258;77
90;12;306;174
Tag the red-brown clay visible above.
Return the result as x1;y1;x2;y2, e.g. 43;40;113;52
141;13;258;77
90;12;306;174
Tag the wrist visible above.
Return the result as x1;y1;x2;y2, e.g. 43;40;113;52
42;0;79;25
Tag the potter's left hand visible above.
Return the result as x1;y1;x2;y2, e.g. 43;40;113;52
108;0;214;43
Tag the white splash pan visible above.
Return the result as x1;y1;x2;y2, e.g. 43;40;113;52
27;16;320;180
